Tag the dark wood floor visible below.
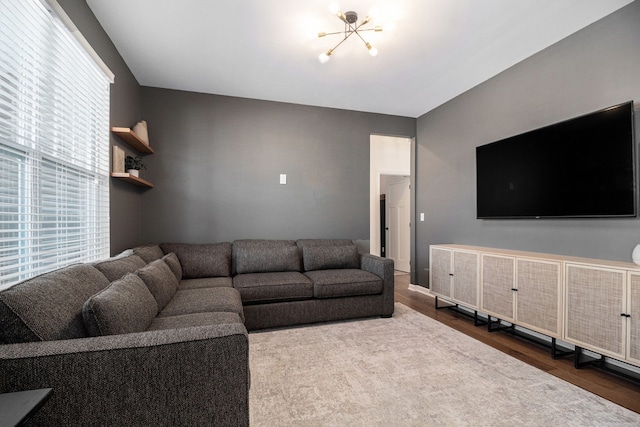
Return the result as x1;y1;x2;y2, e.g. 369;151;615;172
394;273;640;414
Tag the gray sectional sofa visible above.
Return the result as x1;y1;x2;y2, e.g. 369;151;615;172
0;239;394;426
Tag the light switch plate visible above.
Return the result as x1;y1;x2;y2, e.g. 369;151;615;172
420;213;425;221
280;174;287;184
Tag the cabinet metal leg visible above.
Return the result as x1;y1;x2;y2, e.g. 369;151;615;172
551;337;574;359
435;296;487;326
574;346;605;369
487;315;514;333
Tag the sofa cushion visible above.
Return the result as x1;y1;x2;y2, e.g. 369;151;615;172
82;273;158;336
179;277;233;290
235;245;301;274
296;239;354;248
162;252;183;281
136;259;179;311
93;254;147;282
303;245;359;271
0;264;110;343
305;269;383;298
158;287;244;322
160;242;231;279
147;312;242;331
133;244;165;263
232;240;297;275
233;272;313;303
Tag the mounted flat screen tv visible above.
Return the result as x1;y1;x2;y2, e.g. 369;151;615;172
476;101;636;219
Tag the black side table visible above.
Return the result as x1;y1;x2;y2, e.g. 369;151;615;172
0;388;53;427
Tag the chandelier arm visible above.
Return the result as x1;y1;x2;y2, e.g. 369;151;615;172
353;29;371;47
328;32;354;52
321;30;350;37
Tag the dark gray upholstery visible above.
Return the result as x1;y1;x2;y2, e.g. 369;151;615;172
0;237;393;425
0;324;249;426
147;312;242;331
243;295;386;331
179;277;233;290
83;273;158;336
305;269;383;298
233;272;313;303
235;245;301;274
133;244;165;263
136;259;179;311
296;239;354;248
162;252;183;281
303;245;360;271
159;287;245;322
231;239;296;275
93;254;147;282
160;242;231;278
0;264;110;343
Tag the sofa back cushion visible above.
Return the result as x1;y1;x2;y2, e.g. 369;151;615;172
136;259;179;310
0;264;110;343
133;244;165;263
303;245;360;271
83;273;158;336
296;239;354;249
233;240;301;275
93;254;147;282
159;243;231;279
162;253;182;281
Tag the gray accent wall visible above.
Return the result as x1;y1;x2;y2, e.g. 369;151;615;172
58;0;143;255
415;0;640;285
139;88;415;244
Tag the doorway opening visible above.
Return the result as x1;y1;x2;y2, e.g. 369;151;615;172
369;135;413;277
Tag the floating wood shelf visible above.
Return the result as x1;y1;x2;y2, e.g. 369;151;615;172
111;173;154;188
111;127;154;154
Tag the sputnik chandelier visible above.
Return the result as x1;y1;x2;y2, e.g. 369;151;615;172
317;3;382;63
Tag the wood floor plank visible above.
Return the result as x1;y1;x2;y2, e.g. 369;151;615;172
394;273;640;414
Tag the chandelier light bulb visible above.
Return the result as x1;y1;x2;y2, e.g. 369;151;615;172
366;43;378;57
319;51;332;63
328;2;340;15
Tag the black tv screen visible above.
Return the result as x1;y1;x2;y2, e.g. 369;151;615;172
476;101;636;219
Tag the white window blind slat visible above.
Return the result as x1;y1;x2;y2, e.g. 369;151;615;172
0;0;110;289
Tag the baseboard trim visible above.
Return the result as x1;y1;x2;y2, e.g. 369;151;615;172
408;284;432;296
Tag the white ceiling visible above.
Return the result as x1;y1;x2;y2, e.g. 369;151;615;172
87;0;634;118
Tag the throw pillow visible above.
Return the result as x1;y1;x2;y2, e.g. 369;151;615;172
162;252;183;281
133;244;165;263
136;259;179;310
303;245;360;271
82;273;158;336
93;254;147;282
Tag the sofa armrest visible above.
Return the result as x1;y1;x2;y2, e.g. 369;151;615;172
0;323;249;426
360;253;395;316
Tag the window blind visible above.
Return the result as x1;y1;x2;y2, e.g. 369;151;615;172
0;0;110;288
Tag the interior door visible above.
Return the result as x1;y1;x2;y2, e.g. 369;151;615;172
388;177;410;272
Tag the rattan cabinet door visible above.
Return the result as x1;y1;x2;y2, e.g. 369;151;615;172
564;263;626;360
627;272;640;365
515;258;562;338
452;250;479;309
430;247;452;298
481;254;515;322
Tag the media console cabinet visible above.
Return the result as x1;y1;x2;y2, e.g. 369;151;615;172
429;244;640;370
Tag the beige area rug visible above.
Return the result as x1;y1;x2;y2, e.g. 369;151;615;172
249;303;640;426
